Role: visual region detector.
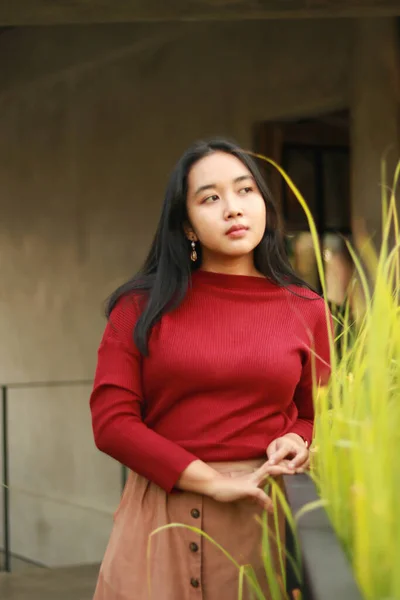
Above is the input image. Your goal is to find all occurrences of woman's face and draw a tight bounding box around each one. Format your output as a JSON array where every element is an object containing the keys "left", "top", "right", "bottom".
[{"left": 186, "top": 152, "right": 266, "bottom": 263}]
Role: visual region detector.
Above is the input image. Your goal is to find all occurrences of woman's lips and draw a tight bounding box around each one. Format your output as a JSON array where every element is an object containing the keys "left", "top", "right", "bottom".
[{"left": 226, "top": 226, "right": 248, "bottom": 238}]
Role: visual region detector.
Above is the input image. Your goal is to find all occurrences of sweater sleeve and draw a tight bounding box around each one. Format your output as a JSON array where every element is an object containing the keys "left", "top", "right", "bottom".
[
  {"left": 288, "top": 301, "right": 333, "bottom": 446},
  {"left": 89, "top": 295, "right": 198, "bottom": 492}
]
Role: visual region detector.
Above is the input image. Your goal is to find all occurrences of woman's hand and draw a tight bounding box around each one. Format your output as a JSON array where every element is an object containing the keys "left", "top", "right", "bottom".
[
  {"left": 266, "top": 433, "right": 309, "bottom": 473},
  {"left": 205, "top": 461, "right": 295, "bottom": 512}
]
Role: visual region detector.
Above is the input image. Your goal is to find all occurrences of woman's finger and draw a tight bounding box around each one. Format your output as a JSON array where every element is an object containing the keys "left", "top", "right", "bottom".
[
  {"left": 267, "top": 442, "right": 293, "bottom": 465},
  {"left": 295, "top": 457, "right": 310, "bottom": 473},
  {"left": 264, "top": 463, "right": 296, "bottom": 476},
  {"left": 251, "top": 487, "right": 273, "bottom": 512},
  {"left": 288, "top": 447, "right": 309, "bottom": 469},
  {"left": 253, "top": 461, "right": 292, "bottom": 483},
  {"left": 253, "top": 460, "right": 274, "bottom": 479},
  {"left": 266, "top": 439, "right": 277, "bottom": 457}
]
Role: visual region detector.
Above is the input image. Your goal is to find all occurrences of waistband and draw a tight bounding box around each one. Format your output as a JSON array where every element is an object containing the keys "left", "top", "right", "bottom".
[{"left": 206, "top": 459, "right": 265, "bottom": 475}]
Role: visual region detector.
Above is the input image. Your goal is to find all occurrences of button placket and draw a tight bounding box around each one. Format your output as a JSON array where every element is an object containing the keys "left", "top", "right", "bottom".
[{"left": 189, "top": 496, "right": 203, "bottom": 595}]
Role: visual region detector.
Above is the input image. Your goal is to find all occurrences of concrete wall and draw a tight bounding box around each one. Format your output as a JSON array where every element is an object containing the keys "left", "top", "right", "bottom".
[
  {"left": 351, "top": 18, "right": 400, "bottom": 247},
  {"left": 0, "top": 21, "right": 352, "bottom": 566}
]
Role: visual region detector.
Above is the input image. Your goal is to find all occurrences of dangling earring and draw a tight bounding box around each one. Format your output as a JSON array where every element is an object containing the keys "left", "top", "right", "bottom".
[{"left": 190, "top": 240, "right": 197, "bottom": 262}]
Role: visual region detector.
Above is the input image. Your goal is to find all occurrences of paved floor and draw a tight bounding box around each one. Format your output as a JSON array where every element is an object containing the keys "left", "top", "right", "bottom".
[
  {"left": 0, "top": 564, "right": 99, "bottom": 600},
  {"left": 0, "top": 552, "right": 45, "bottom": 573}
]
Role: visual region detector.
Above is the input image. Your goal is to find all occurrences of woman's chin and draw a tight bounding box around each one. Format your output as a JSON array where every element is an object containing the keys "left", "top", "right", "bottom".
[{"left": 221, "top": 241, "right": 257, "bottom": 257}]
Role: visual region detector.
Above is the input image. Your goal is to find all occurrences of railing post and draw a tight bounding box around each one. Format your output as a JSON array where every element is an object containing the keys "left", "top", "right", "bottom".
[{"left": 1, "top": 385, "right": 11, "bottom": 572}]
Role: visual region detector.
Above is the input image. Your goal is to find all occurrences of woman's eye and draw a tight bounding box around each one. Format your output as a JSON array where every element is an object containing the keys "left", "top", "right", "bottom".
[
  {"left": 239, "top": 187, "right": 253, "bottom": 195},
  {"left": 203, "top": 194, "right": 219, "bottom": 203}
]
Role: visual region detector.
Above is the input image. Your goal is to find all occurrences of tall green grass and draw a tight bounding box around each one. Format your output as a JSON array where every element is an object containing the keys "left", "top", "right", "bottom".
[
  {"left": 257, "top": 154, "right": 400, "bottom": 599},
  {"left": 311, "top": 170, "right": 400, "bottom": 599}
]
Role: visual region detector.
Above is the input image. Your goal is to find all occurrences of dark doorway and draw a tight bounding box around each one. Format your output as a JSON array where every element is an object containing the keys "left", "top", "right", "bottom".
[{"left": 254, "top": 111, "right": 352, "bottom": 298}]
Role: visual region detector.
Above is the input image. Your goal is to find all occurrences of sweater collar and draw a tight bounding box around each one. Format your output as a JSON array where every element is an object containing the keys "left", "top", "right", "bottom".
[{"left": 191, "top": 268, "right": 280, "bottom": 291}]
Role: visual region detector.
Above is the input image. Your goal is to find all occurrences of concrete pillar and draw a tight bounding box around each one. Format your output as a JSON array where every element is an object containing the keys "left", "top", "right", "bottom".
[{"left": 351, "top": 18, "right": 400, "bottom": 250}]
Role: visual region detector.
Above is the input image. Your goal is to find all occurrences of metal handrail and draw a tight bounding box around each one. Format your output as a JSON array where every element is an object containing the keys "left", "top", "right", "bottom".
[
  {"left": 1, "top": 386, "right": 9, "bottom": 572},
  {"left": 1, "top": 379, "right": 93, "bottom": 572}
]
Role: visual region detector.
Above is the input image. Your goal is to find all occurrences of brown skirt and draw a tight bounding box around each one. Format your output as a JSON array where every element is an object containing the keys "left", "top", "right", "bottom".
[{"left": 93, "top": 460, "right": 285, "bottom": 600}]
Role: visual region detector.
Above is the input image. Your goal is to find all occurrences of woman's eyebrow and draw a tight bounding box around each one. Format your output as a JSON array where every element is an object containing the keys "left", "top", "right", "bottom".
[
  {"left": 194, "top": 175, "right": 254, "bottom": 196},
  {"left": 233, "top": 175, "right": 254, "bottom": 184},
  {"left": 194, "top": 183, "right": 217, "bottom": 196}
]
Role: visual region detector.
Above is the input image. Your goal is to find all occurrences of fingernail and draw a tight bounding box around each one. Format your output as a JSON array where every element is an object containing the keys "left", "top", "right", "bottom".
[
  {"left": 269, "top": 459, "right": 275, "bottom": 465},
  {"left": 289, "top": 463, "right": 295, "bottom": 470}
]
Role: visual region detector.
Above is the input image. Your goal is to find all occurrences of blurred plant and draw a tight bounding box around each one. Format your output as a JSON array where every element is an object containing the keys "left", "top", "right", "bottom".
[
  {"left": 311, "top": 163, "right": 400, "bottom": 599},
  {"left": 256, "top": 153, "right": 400, "bottom": 599}
]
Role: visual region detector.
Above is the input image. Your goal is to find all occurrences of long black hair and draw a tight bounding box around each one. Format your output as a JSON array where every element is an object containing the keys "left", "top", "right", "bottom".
[{"left": 107, "top": 138, "right": 312, "bottom": 355}]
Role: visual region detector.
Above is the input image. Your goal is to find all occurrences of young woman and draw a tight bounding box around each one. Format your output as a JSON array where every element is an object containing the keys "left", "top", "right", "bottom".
[{"left": 90, "top": 139, "right": 331, "bottom": 600}]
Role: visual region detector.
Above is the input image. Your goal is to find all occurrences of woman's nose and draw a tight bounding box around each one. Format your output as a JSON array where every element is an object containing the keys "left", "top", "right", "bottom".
[{"left": 224, "top": 198, "right": 243, "bottom": 220}]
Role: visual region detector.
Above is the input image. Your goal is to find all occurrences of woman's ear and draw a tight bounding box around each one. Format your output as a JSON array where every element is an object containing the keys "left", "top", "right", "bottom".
[{"left": 183, "top": 223, "right": 198, "bottom": 242}]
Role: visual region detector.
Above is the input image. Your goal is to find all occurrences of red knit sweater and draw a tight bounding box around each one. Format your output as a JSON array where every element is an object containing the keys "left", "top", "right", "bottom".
[{"left": 90, "top": 270, "right": 331, "bottom": 492}]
